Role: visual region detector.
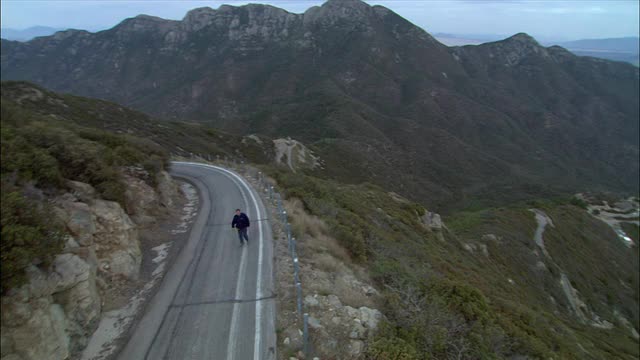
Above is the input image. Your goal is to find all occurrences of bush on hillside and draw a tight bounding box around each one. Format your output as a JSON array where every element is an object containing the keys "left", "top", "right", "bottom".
[
  {"left": 1, "top": 183, "right": 65, "bottom": 293},
  {"left": 1, "top": 126, "right": 63, "bottom": 188},
  {"left": 1, "top": 100, "right": 170, "bottom": 205},
  {"left": 569, "top": 196, "right": 588, "bottom": 209},
  {"left": 270, "top": 169, "right": 516, "bottom": 358},
  {"left": 0, "top": 96, "right": 170, "bottom": 293}
]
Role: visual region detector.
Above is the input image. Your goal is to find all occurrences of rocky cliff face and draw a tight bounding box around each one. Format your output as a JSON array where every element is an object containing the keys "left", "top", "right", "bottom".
[{"left": 1, "top": 170, "right": 178, "bottom": 360}]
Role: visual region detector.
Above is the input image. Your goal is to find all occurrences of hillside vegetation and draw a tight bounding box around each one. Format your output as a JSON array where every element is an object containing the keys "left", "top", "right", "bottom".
[
  {"left": 1, "top": 82, "right": 636, "bottom": 359},
  {"left": 0, "top": 90, "right": 172, "bottom": 292},
  {"left": 0, "top": 81, "right": 274, "bottom": 164},
  {"left": 270, "top": 169, "right": 639, "bottom": 359}
]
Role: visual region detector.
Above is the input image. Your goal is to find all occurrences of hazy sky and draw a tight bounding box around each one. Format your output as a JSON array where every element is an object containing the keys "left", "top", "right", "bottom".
[{"left": 1, "top": 0, "right": 639, "bottom": 41}]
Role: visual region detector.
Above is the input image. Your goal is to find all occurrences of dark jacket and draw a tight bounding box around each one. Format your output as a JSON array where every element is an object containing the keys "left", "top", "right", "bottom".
[{"left": 232, "top": 213, "right": 250, "bottom": 229}]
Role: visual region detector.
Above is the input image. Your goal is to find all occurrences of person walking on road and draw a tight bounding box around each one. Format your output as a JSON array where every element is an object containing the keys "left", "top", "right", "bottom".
[{"left": 232, "top": 209, "right": 250, "bottom": 246}]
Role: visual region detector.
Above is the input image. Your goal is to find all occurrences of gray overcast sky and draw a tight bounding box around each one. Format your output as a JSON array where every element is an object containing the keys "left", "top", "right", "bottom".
[{"left": 1, "top": 0, "right": 639, "bottom": 41}]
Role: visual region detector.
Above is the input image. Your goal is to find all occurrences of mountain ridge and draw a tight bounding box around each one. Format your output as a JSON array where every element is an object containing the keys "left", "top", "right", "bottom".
[{"left": 1, "top": 0, "right": 638, "bottom": 211}]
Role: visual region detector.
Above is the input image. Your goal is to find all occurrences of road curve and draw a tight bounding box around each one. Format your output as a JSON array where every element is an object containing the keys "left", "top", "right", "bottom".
[{"left": 118, "top": 162, "right": 276, "bottom": 360}]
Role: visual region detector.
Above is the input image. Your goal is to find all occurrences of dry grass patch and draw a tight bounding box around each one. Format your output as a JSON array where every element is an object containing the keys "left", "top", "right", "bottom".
[
  {"left": 282, "top": 197, "right": 378, "bottom": 308},
  {"left": 284, "top": 198, "right": 350, "bottom": 263}
]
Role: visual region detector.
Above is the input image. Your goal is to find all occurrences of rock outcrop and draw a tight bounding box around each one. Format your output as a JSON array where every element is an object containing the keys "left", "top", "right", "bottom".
[
  {"left": 421, "top": 211, "right": 445, "bottom": 241},
  {"left": 92, "top": 199, "right": 140, "bottom": 279},
  {"left": 1, "top": 254, "right": 100, "bottom": 360},
  {"left": 1, "top": 170, "right": 178, "bottom": 360},
  {"left": 294, "top": 293, "right": 384, "bottom": 358},
  {"left": 273, "top": 138, "right": 321, "bottom": 172}
]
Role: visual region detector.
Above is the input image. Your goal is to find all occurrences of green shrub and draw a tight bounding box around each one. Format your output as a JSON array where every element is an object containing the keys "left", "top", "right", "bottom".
[
  {"left": 366, "top": 322, "right": 419, "bottom": 359},
  {"left": 429, "top": 278, "right": 491, "bottom": 323},
  {"left": 142, "top": 154, "right": 167, "bottom": 183},
  {"left": 1, "top": 186, "right": 65, "bottom": 293},
  {"left": 446, "top": 210, "right": 485, "bottom": 233},
  {"left": 569, "top": 196, "right": 588, "bottom": 209},
  {"left": 0, "top": 126, "right": 63, "bottom": 187},
  {"left": 1, "top": 99, "right": 170, "bottom": 207},
  {"left": 331, "top": 221, "right": 366, "bottom": 261}
]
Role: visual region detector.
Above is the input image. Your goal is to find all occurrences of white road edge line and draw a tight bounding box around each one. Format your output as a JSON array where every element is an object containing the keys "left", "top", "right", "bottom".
[{"left": 174, "top": 162, "right": 265, "bottom": 360}]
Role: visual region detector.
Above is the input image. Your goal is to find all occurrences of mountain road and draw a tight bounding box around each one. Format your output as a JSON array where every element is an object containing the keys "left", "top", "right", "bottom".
[{"left": 118, "top": 162, "right": 276, "bottom": 360}]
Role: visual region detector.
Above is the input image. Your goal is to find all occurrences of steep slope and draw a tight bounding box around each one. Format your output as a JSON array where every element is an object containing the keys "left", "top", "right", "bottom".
[
  {"left": 271, "top": 169, "right": 639, "bottom": 359},
  {"left": 1, "top": 0, "right": 638, "bottom": 210},
  {"left": 0, "top": 81, "right": 275, "bottom": 164},
  {"left": 1, "top": 86, "right": 184, "bottom": 359}
]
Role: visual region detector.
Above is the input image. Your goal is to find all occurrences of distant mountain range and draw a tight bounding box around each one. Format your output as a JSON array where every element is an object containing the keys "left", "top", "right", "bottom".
[
  {"left": 0, "top": 26, "right": 64, "bottom": 41},
  {"left": 550, "top": 37, "right": 639, "bottom": 66},
  {"left": 1, "top": 0, "right": 638, "bottom": 211},
  {"left": 434, "top": 33, "right": 639, "bottom": 66},
  {"left": 3, "top": 24, "right": 636, "bottom": 65}
]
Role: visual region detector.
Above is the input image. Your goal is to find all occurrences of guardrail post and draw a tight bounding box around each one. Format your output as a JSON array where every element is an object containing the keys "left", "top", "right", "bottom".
[
  {"left": 293, "top": 256, "right": 300, "bottom": 284},
  {"left": 291, "top": 237, "right": 296, "bottom": 258},
  {"left": 289, "top": 236, "right": 294, "bottom": 254},
  {"left": 296, "top": 281, "right": 303, "bottom": 316},
  {"left": 303, "top": 313, "right": 310, "bottom": 358}
]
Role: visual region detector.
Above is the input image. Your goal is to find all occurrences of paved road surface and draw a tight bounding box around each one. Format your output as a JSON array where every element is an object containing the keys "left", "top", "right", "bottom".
[{"left": 118, "top": 162, "right": 276, "bottom": 360}]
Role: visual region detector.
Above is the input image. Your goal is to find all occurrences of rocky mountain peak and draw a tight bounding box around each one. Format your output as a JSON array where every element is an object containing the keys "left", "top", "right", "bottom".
[
  {"left": 50, "top": 29, "right": 90, "bottom": 41},
  {"left": 181, "top": 6, "right": 218, "bottom": 32},
  {"left": 123, "top": 14, "right": 169, "bottom": 26},
  {"left": 181, "top": 3, "right": 297, "bottom": 34},
  {"left": 504, "top": 32, "right": 540, "bottom": 46},
  {"left": 304, "top": 0, "right": 373, "bottom": 26},
  {"left": 324, "top": 0, "right": 369, "bottom": 8},
  {"left": 117, "top": 14, "right": 173, "bottom": 33},
  {"left": 477, "top": 32, "right": 550, "bottom": 65},
  {"left": 321, "top": 0, "right": 372, "bottom": 15},
  {"left": 183, "top": 6, "right": 216, "bottom": 21}
]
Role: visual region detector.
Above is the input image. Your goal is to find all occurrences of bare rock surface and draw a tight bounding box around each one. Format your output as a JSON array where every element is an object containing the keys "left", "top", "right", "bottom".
[
  {"left": 1, "top": 172, "right": 182, "bottom": 360},
  {"left": 1, "top": 254, "right": 100, "bottom": 360},
  {"left": 273, "top": 138, "right": 321, "bottom": 172},
  {"left": 92, "top": 199, "right": 140, "bottom": 280}
]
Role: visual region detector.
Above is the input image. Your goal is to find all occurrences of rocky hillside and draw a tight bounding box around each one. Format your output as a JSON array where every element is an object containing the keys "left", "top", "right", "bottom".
[
  {"left": 269, "top": 169, "right": 639, "bottom": 359},
  {"left": 0, "top": 65, "right": 636, "bottom": 360},
  {"left": 0, "top": 88, "right": 180, "bottom": 359},
  {"left": 1, "top": 0, "right": 638, "bottom": 210}
]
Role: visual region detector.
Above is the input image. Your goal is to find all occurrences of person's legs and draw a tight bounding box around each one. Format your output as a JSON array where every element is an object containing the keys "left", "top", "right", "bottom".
[
  {"left": 240, "top": 227, "right": 249, "bottom": 243},
  {"left": 237, "top": 229, "right": 244, "bottom": 245}
]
